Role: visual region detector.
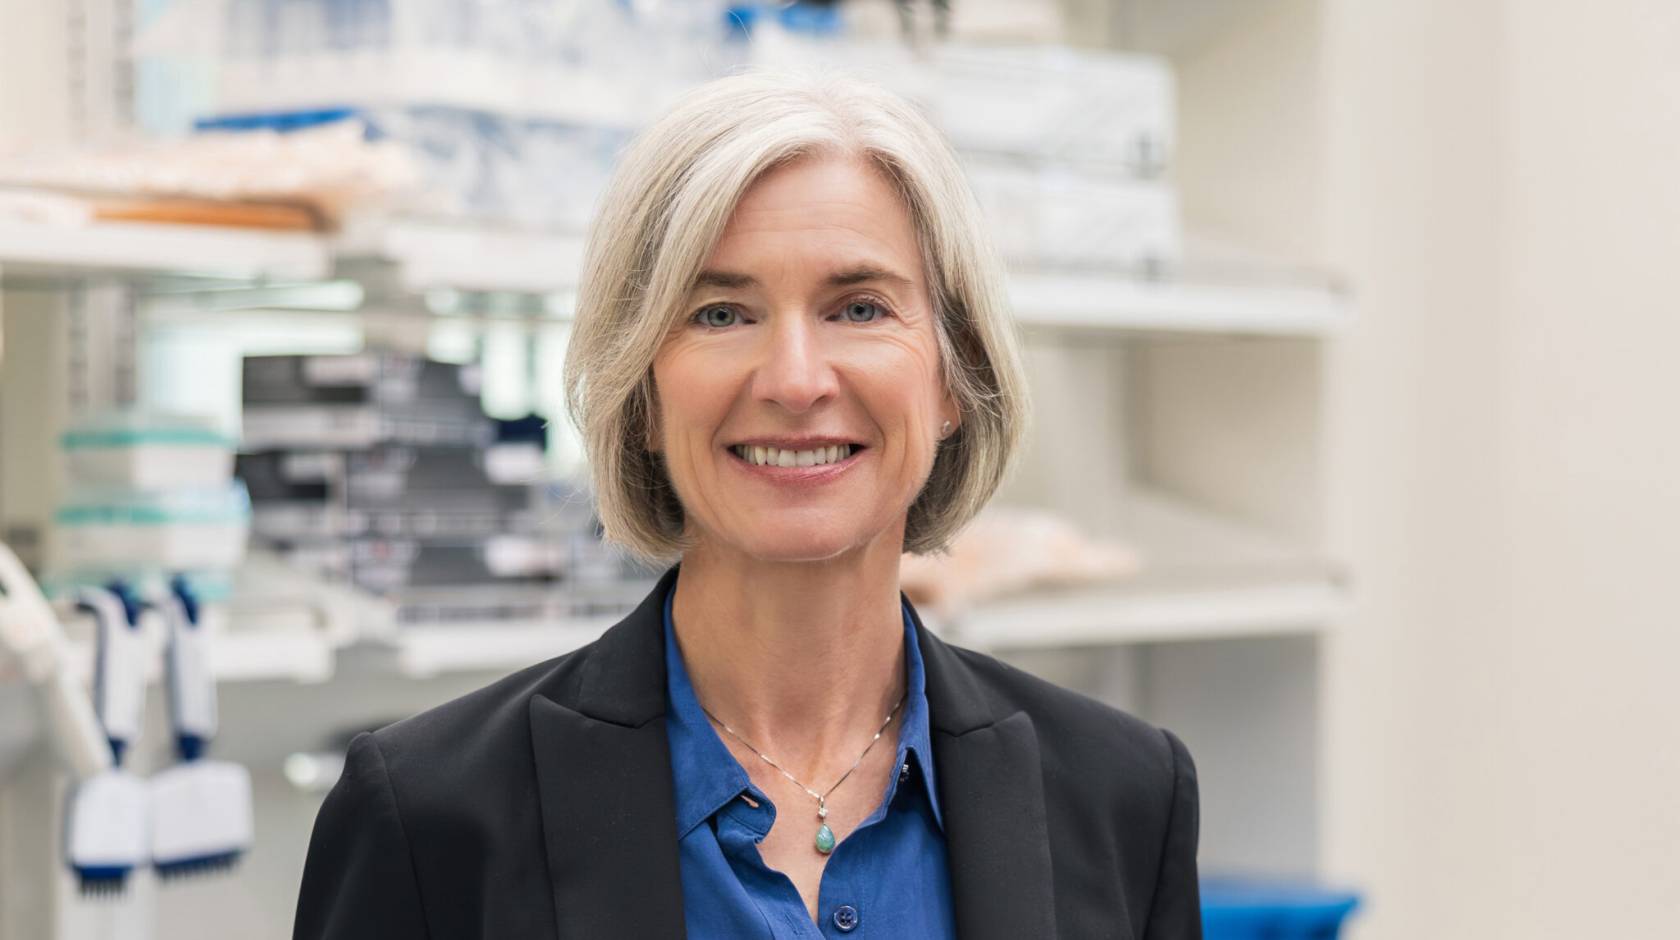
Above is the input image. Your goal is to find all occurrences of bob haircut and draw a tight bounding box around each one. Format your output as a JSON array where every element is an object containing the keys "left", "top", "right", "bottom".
[{"left": 563, "top": 68, "right": 1030, "bottom": 566}]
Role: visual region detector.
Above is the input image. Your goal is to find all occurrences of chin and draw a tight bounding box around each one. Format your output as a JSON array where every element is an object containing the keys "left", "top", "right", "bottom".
[
  {"left": 741, "top": 533, "right": 862, "bottom": 564},
  {"left": 704, "top": 522, "right": 874, "bottom": 565}
]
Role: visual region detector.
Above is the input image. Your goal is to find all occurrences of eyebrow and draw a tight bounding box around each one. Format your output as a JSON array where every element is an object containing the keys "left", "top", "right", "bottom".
[{"left": 690, "top": 265, "right": 916, "bottom": 292}]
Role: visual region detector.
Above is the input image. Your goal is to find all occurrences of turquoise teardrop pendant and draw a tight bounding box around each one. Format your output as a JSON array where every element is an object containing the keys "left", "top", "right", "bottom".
[{"left": 814, "top": 799, "right": 835, "bottom": 854}]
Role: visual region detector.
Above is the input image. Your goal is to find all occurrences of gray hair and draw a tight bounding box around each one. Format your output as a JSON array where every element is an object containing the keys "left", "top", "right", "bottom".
[{"left": 562, "top": 68, "right": 1030, "bottom": 566}]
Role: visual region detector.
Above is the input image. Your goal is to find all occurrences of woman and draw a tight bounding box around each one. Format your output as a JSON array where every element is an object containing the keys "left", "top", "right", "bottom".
[{"left": 295, "top": 70, "right": 1202, "bottom": 940}]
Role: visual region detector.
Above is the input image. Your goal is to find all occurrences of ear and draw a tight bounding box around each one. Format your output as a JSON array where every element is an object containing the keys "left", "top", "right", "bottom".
[{"left": 938, "top": 389, "right": 960, "bottom": 439}]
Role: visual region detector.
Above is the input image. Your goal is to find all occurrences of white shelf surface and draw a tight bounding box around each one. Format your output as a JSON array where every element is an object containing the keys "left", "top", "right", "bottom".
[
  {"left": 938, "top": 578, "right": 1344, "bottom": 650},
  {"left": 0, "top": 219, "right": 330, "bottom": 282},
  {"left": 934, "top": 487, "right": 1347, "bottom": 650},
  {"left": 356, "top": 220, "right": 588, "bottom": 295},
  {"left": 1009, "top": 271, "right": 1349, "bottom": 336},
  {"left": 206, "top": 627, "right": 336, "bottom": 683},
  {"left": 387, "top": 615, "right": 621, "bottom": 679}
]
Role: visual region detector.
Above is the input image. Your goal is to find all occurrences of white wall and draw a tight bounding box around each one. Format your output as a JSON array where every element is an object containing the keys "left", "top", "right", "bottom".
[
  {"left": 1496, "top": 1, "right": 1680, "bottom": 932},
  {"left": 1175, "top": 0, "right": 1680, "bottom": 936},
  {"left": 1220, "top": 0, "right": 1680, "bottom": 936},
  {"left": 1317, "top": 1, "right": 1512, "bottom": 935}
]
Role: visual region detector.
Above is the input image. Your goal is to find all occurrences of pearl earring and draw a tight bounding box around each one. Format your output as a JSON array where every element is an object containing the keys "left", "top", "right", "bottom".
[{"left": 941, "top": 420, "right": 952, "bottom": 438}]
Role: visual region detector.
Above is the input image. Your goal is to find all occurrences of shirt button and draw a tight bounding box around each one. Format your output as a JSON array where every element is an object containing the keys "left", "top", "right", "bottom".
[
  {"left": 899, "top": 761, "right": 910, "bottom": 783},
  {"left": 831, "top": 904, "right": 859, "bottom": 932}
]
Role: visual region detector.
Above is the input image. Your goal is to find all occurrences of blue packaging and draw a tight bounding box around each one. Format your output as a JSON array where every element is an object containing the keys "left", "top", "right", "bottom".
[{"left": 1201, "top": 877, "right": 1362, "bottom": 940}]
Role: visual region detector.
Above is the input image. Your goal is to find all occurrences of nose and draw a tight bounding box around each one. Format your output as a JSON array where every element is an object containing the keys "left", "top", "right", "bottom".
[{"left": 751, "top": 312, "right": 839, "bottom": 414}]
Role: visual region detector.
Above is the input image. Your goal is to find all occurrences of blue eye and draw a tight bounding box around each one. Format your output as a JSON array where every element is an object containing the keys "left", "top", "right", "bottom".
[
  {"left": 693, "top": 305, "right": 739, "bottom": 328},
  {"left": 839, "top": 299, "right": 887, "bottom": 323}
]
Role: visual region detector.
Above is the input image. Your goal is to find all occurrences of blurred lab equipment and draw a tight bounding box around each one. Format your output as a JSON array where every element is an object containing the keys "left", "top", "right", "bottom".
[
  {"left": 148, "top": 577, "right": 254, "bottom": 880},
  {"left": 62, "top": 585, "right": 150, "bottom": 896},
  {"left": 51, "top": 411, "right": 252, "bottom": 600},
  {"left": 0, "top": 543, "right": 111, "bottom": 780},
  {"left": 238, "top": 349, "right": 646, "bottom": 627}
]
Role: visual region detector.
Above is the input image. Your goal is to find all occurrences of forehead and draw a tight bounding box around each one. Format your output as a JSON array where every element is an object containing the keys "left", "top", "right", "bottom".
[{"left": 702, "top": 154, "right": 922, "bottom": 277}]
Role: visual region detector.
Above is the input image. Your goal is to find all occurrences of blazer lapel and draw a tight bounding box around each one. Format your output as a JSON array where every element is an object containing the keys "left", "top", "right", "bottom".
[
  {"left": 525, "top": 566, "right": 1059, "bottom": 939},
  {"left": 529, "top": 565, "right": 687, "bottom": 938},
  {"left": 911, "top": 600, "right": 1060, "bottom": 939}
]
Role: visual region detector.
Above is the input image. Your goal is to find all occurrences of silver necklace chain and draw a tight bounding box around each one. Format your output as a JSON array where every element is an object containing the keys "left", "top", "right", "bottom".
[{"left": 700, "top": 695, "right": 905, "bottom": 820}]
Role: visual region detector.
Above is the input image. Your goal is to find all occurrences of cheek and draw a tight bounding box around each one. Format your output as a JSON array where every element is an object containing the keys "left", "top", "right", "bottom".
[
  {"left": 856, "top": 334, "right": 943, "bottom": 411},
  {"left": 652, "top": 349, "right": 734, "bottom": 455},
  {"left": 839, "top": 335, "right": 946, "bottom": 464}
]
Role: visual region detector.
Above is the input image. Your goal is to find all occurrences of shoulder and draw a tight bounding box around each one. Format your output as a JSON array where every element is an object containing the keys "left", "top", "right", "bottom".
[
  {"left": 358, "top": 641, "right": 594, "bottom": 802},
  {"left": 301, "top": 645, "right": 602, "bottom": 938},
  {"left": 936, "top": 638, "right": 1195, "bottom": 815}
]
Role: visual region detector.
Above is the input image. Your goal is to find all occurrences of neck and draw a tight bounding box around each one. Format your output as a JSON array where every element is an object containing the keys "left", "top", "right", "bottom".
[{"left": 670, "top": 535, "right": 909, "bottom": 783}]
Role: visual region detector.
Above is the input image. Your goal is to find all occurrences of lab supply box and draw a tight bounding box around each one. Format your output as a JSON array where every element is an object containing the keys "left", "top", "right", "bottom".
[
  {"left": 53, "top": 484, "right": 252, "bottom": 573},
  {"left": 962, "top": 158, "right": 1182, "bottom": 272},
  {"left": 238, "top": 447, "right": 540, "bottom": 542},
  {"left": 60, "top": 413, "right": 237, "bottom": 490},
  {"left": 930, "top": 45, "right": 1175, "bottom": 175},
  {"left": 242, "top": 352, "right": 491, "bottom": 449}
]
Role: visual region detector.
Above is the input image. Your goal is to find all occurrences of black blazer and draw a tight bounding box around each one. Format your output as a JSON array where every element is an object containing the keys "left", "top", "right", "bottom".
[{"left": 294, "top": 564, "right": 1203, "bottom": 939}]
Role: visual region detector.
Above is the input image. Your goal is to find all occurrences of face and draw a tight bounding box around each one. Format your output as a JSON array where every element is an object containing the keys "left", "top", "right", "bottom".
[{"left": 648, "top": 154, "right": 959, "bottom": 564}]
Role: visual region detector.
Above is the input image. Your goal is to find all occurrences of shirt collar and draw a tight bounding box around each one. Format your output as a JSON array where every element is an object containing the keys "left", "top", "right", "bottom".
[{"left": 662, "top": 578, "right": 944, "bottom": 838}]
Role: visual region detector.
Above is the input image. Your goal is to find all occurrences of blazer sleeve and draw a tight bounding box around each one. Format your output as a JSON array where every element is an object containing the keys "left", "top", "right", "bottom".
[
  {"left": 1144, "top": 728, "right": 1204, "bottom": 939},
  {"left": 293, "top": 733, "right": 431, "bottom": 940}
]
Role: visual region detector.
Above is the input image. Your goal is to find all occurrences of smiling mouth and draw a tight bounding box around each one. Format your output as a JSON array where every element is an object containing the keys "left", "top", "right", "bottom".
[{"left": 728, "top": 443, "right": 863, "bottom": 468}]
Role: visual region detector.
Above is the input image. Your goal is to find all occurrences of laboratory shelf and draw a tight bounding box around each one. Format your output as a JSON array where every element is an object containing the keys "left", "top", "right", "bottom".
[
  {"left": 384, "top": 615, "right": 622, "bottom": 679},
  {"left": 1008, "top": 271, "right": 1350, "bottom": 336},
  {"left": 340, "top": 220, "right": 588, "bottom": 296},
  {"left": 0, "top": 218, "right": 330, "bottom": 284},
  {"left": 935, "top": 487, "right": 1347, "bottom": 651},
  {"left": 206, "top": 627, "right": 336, "bottom": 684},
  {"left": 940, "top": 577, "right": 1342, "bottom": 650}
]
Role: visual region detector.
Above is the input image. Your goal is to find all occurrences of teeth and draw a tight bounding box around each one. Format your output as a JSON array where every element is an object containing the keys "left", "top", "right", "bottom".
[{"left": 733, "top": 444, "right": 854, "bottom": 467}]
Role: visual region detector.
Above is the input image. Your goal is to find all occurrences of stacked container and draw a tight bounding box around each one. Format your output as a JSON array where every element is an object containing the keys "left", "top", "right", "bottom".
[
  {"left": 238, "top": 350, "right": 644, "bottom": 624},
  {"left": 52, "top": 412, "right": 250, "bottom": 595},
  {"left": 746, "top": 29, "right": 1183, "bottom": 276},
  {"left": 934, "top": 44, "right": 1181, "bottom": 275}
]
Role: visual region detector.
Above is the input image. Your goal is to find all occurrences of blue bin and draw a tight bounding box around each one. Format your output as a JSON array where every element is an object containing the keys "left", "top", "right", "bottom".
[{"left": 1201, "top": 877, "right": 1361, "bottom": 940}]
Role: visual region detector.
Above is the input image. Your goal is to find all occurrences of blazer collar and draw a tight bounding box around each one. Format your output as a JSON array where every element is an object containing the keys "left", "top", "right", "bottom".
[{"left": 529, "top": 563, "right": 1057, "bottom": 938}]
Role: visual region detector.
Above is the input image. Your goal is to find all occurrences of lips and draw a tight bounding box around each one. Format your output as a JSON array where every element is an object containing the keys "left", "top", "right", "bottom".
[
  {"left": 727, "top": 438, "right": 866, "bottom": 449},
  {"left": 729, "top": 442, "right": 863, "bottom": 468}
]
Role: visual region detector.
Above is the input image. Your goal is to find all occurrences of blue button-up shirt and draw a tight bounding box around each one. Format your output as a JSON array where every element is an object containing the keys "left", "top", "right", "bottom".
[{"left": 662, "top": 582, "right": 957, "bottom": 938}]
